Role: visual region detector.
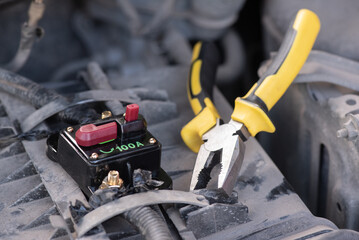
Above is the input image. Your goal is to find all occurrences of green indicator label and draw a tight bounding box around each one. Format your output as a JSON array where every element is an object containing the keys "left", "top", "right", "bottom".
[
  {"left": 99, "top": 148, "right": 114, "bottom": 154},
  {"left": 99, "top": 141, "right": 145, "bottom": 155},
  {"left": 99, "top": 139, "right": 115, "bottom": 145},
  {"left": 121, "top": 145, "right": 128, "bottom": 151}
]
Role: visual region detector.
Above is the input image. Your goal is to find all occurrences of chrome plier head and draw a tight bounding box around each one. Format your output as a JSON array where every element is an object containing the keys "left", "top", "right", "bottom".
[{"left": 190, "top": 119, "right": 247, "bottom": 195}]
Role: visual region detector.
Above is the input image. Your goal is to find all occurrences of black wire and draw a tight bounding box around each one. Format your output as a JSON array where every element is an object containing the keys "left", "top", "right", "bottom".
[{"left": 0, "top": 129, "right": 58, "bottom": 148}]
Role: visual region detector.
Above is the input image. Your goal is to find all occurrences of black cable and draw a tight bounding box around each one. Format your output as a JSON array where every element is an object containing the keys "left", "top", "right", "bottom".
[
  {"left": 0, "top": 129, "right": 57, "bottom": 148},
  {"left": 0, "top": 68, "right": 99, "bottom": 147},
  {"left": 0, "top": 68, "right": 63, "bottom": 109},
  {"left": 0, "top": 68, "right": 99, "bottom": 125},
  {"left": 122, "top": 207, "right": 172, "bottom": 240}
]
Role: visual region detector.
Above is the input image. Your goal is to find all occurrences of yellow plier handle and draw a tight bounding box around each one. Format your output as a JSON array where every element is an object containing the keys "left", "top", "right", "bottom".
[
  {"left": 181, "top": 42, "right": 221, "bottom": 153},
  {"left": 182, "top": 9, "right": 320, "bottom": 153},
  {"left": 232, "top": 9, "right": 320, "bottom": 136},
  {"left": 187, "top": 42, "right": 220, "bottom": 117}
]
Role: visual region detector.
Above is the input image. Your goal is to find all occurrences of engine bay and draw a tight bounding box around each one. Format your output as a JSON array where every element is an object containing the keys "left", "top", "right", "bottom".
[{"left": 0, "top": 0, "right": 359, "bottom": 239}]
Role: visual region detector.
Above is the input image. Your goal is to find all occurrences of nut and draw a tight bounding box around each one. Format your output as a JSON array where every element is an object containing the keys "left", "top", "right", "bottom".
[
  {"left": 66, "top": 126, "right": 73, "bottom": 133},
  {"left": 101, "top": 111, "right": 112, "bottom": 119},
  {"left": 90, "top": 152, "right": 98, "bottom": 160},
  {"left": 149, "top": 138, "right": 156, "bottom": 144}
]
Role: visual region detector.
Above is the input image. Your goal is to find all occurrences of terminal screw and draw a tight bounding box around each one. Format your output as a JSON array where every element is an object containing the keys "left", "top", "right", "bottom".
[
  {"left": 108, "top": 170, "right": 122, "bottom": 186},
  {"left": 101, "top": 111, "right": 112, "bottom": 119},
  {"left": 99, "top": 170, "right": 124, "bottom": 189},
  {"left": 149, "top": 138, "right": 156, "bottom": 144},
  {"left": 90, "top": 152, "right": 98, "bottom": 160},
  {"left": 66, "top": 126, "right": 73, "bottom": 133}
]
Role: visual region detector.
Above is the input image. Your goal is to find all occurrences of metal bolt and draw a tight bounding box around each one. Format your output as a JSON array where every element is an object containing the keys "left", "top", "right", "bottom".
[
  {"left": 337, "top": 114, "right": 359, "bottom": 141},
  {"left": 108, "top": 170, "right": 121, "bottom": 186},
  {"left": 99, "top": 170, "right": 124, "bottom": 189},
  {"left": 90, "top": 152, "right": 98, "bottom": 160},
  {"left": 101, "top": 111, "right": 112, "bottom": 119},
  {"left": 67, "top": 126, "right": 73, "bottom": 133},
  {"left": 149, "top": 138, "right": 156, "bottom": 144}
]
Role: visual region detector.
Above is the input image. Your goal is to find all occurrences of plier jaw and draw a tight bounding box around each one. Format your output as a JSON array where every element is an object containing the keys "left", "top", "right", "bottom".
[{"left": 190, "top": 120, "right": 247, "bottom": 195}]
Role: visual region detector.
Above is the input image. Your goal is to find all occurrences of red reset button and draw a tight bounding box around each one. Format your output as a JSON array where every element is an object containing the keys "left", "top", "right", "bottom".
[
  {"left": 75, "top": 122, "right": 117, "bottom": 147},
  {"left": 125, "top": 104, "right": 139, "bottom": 122}
]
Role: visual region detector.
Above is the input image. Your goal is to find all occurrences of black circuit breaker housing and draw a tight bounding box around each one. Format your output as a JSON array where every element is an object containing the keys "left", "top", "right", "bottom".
[{"left": 47, "top": 114, "right": 171, "bottom": 196}]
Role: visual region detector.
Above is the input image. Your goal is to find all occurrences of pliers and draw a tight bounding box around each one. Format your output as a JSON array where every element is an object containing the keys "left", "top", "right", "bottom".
[{"left": 181, "top": 9, "right": 320, "bottom": 194}]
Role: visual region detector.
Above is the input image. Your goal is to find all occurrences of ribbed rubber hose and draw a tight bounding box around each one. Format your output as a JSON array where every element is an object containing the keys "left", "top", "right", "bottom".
[{"left": 123, "top": 207, "right": 172, "bottom": 240}]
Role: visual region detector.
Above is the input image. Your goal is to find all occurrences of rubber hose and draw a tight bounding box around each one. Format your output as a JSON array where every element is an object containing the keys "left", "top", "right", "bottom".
[
  {"left": 0, "top": 68, "right": 98, "bottom": 124},
  {"left": 123, "top": 207, "right": 172, "bottom": 240},
  {"left": 0, "top": 67, "right": 63, "bottom": 109}
]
